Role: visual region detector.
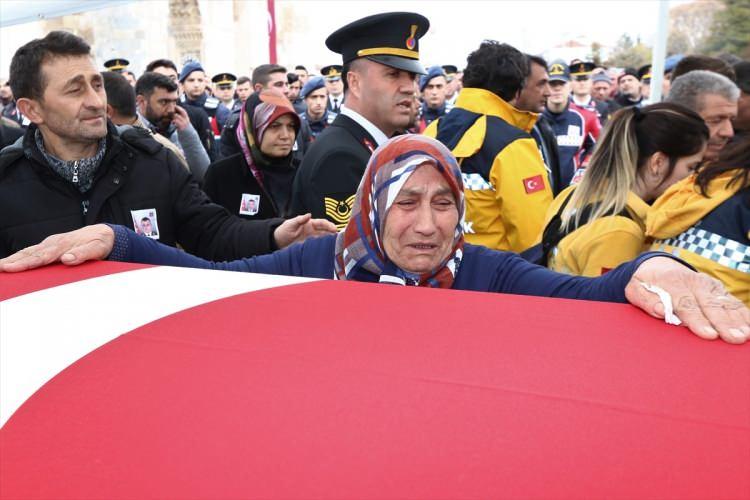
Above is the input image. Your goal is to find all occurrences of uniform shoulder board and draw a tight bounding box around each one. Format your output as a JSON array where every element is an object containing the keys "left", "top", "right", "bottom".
[
  {"left": 204, "top": 96, "right": 219, "bottom": 109},
  {"left": 119, "top": 127, "right": 164, "bottom": 155}
]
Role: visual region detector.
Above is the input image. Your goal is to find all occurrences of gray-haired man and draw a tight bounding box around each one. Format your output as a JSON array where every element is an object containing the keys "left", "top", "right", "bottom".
[{"left": 667, "top": 70, "right": 740, "bottom": 161}]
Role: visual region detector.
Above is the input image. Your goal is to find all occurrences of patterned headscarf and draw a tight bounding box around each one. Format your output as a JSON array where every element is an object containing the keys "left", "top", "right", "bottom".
[
  {"left": 334, "top": 135, "right": 465, "bottom": 288},
  {"left": 236, "top": 89, "right": 300, "bottom": 186}
]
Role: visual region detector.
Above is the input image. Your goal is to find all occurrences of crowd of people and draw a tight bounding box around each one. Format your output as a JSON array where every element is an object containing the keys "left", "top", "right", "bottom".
[{"left": 0, "top": 11, "right": 748, "bottom": 343}]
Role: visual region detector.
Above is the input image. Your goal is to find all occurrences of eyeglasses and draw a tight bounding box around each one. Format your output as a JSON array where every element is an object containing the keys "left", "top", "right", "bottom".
[{"left": 573, "top": 75, "right": 590, "bottom": 82}]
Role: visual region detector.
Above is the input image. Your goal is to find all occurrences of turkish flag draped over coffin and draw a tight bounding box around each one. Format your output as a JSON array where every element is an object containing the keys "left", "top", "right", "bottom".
[{"left": 1, "top": 262, "right": 748, "bottom": 499}]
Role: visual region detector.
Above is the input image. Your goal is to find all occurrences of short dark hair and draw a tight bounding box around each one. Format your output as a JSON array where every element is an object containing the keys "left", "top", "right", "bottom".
[
  {"left": 237, "top": 76, "right": 251, "bottom": 86},
  {"left": 9, "top": 30, "right": 91, "bottom": 100},
  {"left": 252, "top": 64, "right": 287, "bottom": 87},
  {"left": 462, "top": 40, "right": 529, "bottom": 101},
  {"left": 145, "top": 58, "right": 178, "bottom": 74},
  {"left": 342, "top": 59, "right": 366, "bottom": 94},
  {"left": 672, "top": 55, "right": 737, "bottom": 82},
  {"left": 102, "top": 71, "right": 136, "bottom": 118},
  {"left": 135, "top": 72, "right": 178, "bottom": 98},
  {"left": 295, "top": 65, "right": 307, "bottom": 72},
  {"left": 526, "top": 54, "right": 548, "bottom": 70},
  {"left": 287, "top": 72, "right": 300, "bottom": 84}
]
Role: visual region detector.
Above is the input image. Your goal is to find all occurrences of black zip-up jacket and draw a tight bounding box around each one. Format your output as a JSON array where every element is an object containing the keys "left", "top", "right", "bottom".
[{"left": 0, "top": 122, "right": 282, "bottom": 259}]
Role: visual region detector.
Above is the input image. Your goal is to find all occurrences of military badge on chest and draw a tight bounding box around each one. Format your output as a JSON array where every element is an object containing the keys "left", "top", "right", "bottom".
[{"left": 324, "top": 195, "right": 356, "bottom": 229}]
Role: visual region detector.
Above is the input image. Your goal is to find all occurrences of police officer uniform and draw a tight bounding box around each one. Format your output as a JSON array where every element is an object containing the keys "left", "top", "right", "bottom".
[
  {"left": 299, "top": 76, "right": 337, "bottom": 139},
  {"left": 178, "top": 61, "right": 226, "bottom": 159},
  {"left": 638, "top": 64, "right": 653, "bottom": 103},
  {"left": 543, "top": 61, "right": 598, "bottom": 187},
  {"left": 321, "top": 65, "right": 345, "bottom": 113},
  {"left": 442, "top": 64, "right": 459, "bottom": 113},
  {"left": 418, "top": 65, "right": 448, "bottom": 132},
  {"left": 290, "top": 12, "right": 429, "bottom": 228},
  {"left": 569, "top": 60, "right": 609, "bottom": 124},
  {"left": 103, "top": 58, "right": 130, "bottom": 73},
  {"left": 212, "top": 72, "right": 242, "bottom": 113}
]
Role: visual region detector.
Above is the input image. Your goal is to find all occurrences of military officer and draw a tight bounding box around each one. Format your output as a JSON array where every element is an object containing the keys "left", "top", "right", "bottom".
[
  {"left": 179, "top": 61, "right": 229, "bottom": 157},
  {"left": 290, "top": 12, "right": 429, "bottom": 228},
  {"left": 321, "top": 64, "right": 345, "bottom": 113},
  {"left": 212, "top": 72, "right": 241, "bottom": 112},
  {"left": 638, "top": 64, "right": 653, "bottom": 102},
  {"left": 568, "top": 60, "right": 609, "bottom": 123},
  {"left": 442, "top": 64, "right": 460, "bottom": 112},
  {"left": 103, "top": 58, "right": 129, "bottom": 73},
  {"left": 299, "top": 76, "right": 336, "bottom": 139}
]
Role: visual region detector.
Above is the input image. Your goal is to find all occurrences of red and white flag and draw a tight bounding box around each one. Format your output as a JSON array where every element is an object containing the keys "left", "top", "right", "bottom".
[{"left": 1, "top": 262, "right": 748, "bottom": 497}]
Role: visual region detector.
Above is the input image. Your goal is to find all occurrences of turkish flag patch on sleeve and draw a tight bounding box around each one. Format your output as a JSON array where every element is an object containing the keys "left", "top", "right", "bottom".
[{"left": 522, "top": 174, "right": 545, "bottom": 194}]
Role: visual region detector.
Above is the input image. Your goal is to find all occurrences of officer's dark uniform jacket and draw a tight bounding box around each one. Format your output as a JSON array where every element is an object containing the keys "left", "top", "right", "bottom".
[
  {"left": 300, "top": 109, "right": 337, "bottom": 138},
  {"left": 543, "top": 104, "right": 597, "bottom": 187},
  {"left": 182, "top": 93, "right": 230, "bottom": 131},
  {"left": 290, "top": 112, "right": 378, "bottom": 229},
  {"left": 0, "top": 123, "right": 282, "bottom": 259}
]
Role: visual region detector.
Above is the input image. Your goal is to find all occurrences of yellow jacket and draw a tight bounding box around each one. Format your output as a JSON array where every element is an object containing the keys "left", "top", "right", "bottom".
[
  {"left": 647, "top": 171, "right": 750, "bottom": 305},
  {"left": 542, "top": 185, "right": 649, "bottom": 277},
  {"left": 425, "top": 88, "right": 552, "bottom": 252}
]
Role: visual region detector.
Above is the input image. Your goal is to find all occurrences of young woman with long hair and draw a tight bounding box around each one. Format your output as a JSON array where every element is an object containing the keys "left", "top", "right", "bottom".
[
  {"left": 540, "top": 102, "right": 709, "bottom": 277},
  {"left": 647, "top": 140, "right": 749, "bottom": 305}
]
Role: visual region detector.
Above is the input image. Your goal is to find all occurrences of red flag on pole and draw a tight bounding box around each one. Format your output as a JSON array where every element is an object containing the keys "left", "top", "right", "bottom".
[{"left": 267, "top": 0, "right": 277, "bottom": 64}]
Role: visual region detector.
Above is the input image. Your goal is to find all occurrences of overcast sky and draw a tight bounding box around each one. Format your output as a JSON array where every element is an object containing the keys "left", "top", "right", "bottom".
[{"left": 1, "top": 0, "right": 686, "bottom": 77}]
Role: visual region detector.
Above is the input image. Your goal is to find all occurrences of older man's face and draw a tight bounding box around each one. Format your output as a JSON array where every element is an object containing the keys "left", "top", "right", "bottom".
[
  {"left": 619, "top": 75, "right": 640, "bottom": 98},
  {"left": 698, "top": 93, "right": 738, "bottom": 161},
  {"left": 592, "top": 81, "right": 610, "bottom": 101},
  {"left": 29, "top": 55, "right": 108, "bottom": 143},
  {"left": 382, "top": 164, "right": 458, "bottom": 274}
]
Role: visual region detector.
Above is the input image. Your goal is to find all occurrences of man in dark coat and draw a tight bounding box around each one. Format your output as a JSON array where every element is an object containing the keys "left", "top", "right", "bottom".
[
  {"left": 0, "top": 31, "right": 335, "bottom": 258},
  {"left": 290, "top": 12, "right": 429, "bottom": 229}
]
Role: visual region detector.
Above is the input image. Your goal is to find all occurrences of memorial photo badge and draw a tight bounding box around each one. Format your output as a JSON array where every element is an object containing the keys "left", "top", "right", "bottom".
[
  {"left": 131, "top": 209, "right": 160, "bottom": 239},
  {"left": 239, "top": 194, "right": 260, "bottom": 216}
]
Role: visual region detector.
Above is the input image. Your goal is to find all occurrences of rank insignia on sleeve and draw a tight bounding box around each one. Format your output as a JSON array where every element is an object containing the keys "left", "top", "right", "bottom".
[{"left": 324, "top": 195, "right": 356, "bottom": 229}]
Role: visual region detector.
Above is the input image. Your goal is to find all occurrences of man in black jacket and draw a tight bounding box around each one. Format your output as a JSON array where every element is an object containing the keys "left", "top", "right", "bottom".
[
  {"left": 290, "top": 12, "right": 429, "bottom": 229},
  {"left": 0, "top": 31, "right": 335, "bottom": 259}
]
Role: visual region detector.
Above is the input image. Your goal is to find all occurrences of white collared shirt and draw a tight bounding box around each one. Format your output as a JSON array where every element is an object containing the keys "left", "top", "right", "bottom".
[
  {"left": 329, "top": 93, "right": 344, "bottom": 110},
  {"left": 339, "top": 105, "right": 388, "bottom": 147}
]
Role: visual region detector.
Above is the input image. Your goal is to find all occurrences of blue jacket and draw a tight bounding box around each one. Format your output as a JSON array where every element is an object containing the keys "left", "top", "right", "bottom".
[{"left": 109, "top": 227, "right": 661, "bottom": 303}]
